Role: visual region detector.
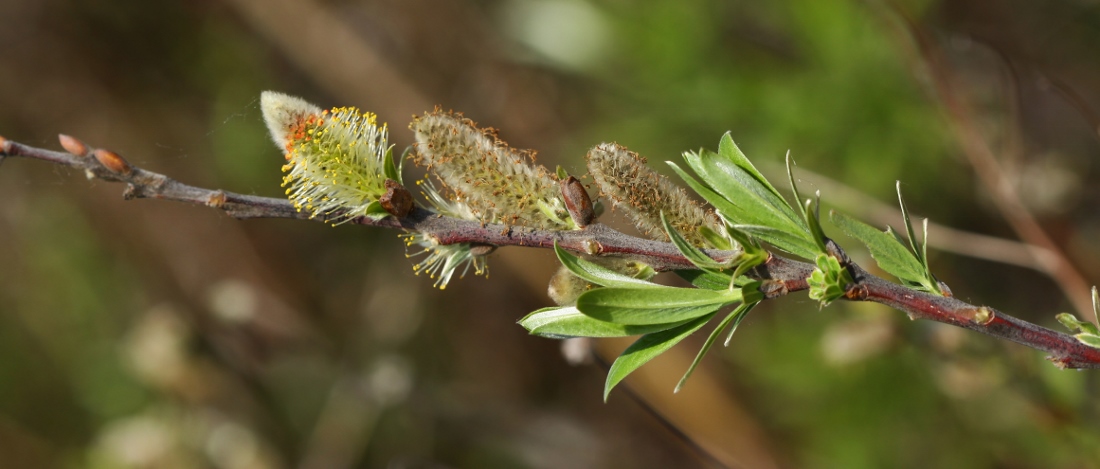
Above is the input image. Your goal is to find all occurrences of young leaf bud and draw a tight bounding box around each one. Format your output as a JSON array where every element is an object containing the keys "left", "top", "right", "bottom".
[
  {"left": 93, "top": 148, "right": 132, "bottom": 175},
  {"left": 58, "top": 134, "right": 89, "bottom": 156},
  {"left": 586, "top": 143, "right": 718, "bottom": 245},
  {"left": 410, "top": 111, "right": 570, "bottom": 229},
  {"left": 560, "top": 175, "right": 595, "bottom": 227}
]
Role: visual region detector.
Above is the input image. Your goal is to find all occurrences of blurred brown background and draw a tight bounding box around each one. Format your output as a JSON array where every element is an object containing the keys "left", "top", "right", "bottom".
[{"left": 2, "top": 0, "right": 1100, "bottom": 467}]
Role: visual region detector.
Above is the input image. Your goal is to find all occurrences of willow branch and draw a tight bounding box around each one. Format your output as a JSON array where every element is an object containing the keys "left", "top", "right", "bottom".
[
  {"left": 887, "top": 5, "right": 1095, "bottom": 319},
  {"left": 2, "top": 135, "right": 1098, "bottom": 369}
]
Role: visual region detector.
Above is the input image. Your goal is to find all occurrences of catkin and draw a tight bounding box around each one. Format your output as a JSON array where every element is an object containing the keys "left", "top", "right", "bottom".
[
  {"left": 410, "top": 111, "right": 568, "bottom": 229},
  {"left": 587, "top": 142, "right": 717, "bottom": 245}
]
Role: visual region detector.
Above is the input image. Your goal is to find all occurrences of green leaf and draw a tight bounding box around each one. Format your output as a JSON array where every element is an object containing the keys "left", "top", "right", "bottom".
[
  {"left": 1093, "top": 286, "right": 1100, "bottom": 324},
  {"left": 1076, "top": 333, "right": 1100, "bottom": 348},
  {"left": 688, "top": 148, "right": 805, "bottom": 233},
  {"left": 675, "top": 302, "right": 755, "bottom": 393},
  {"left": 897, "top": 182, "right": 924, "bottom": 267},
  {"left": 718, "top": 132, "right": 787, "bottom": 204},
  {"left": 576, "top": 286, "right": 740, "bottom": 325},
  {"left": 363, "top": 200, "right": 391, "bottom": 220},
  {"left": 668, "top": 161, "right": 744, "bottom": 222},
  {"left": 604, "top": 313, "right": 714, "bottom": 401},
  {"left": 385, "top": 145, "right": 409, "bottom": 186},
  {"left": 724, "top": 301, "right": 757, "bottom": 346},
  {"left": 670, "top": 134, "right": 823, "bottom": 260},
  {"left": 519, "top": 306, "right": 689, "bottom": 338},
  {"left": 830, "top": 210, "right": 926, "bottom": 286},
  {"left": 1057, "top": 312, "right": 1100, "bottom": 336},
  {"left": 554, "top": 242, "right": 656, "bottom": 289},
  {"left": 786, "top": 152, "right": 806, "bottom": 220},
  {"left": 699, "top": 225, "right": 731, "bottom": 250},
  {"left": 674, "top": 269, "right": 734, "bottom": 291},
  {"left": 661, "top": 211, "right": 727, "bottom": 272},
  {"left": 804, "top": 195, "right": 828, "bottom": 253},
  {"left": 730, "top": 224, "right": 820, "bottom": 260}
]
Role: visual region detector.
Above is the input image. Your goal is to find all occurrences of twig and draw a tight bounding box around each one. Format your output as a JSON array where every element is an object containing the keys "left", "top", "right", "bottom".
[
  {"left": 761, "top": 161, "right": 1056, "bottom": 270},
  {"left": 888, "top": 5, "right": 1095, "bottom": 318},
  {"left": 2, "top": 135, "right": 1099, "bottom": 369}
]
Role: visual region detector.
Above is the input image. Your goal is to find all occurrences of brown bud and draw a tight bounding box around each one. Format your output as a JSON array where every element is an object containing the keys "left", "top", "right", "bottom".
[
  {"left": 0, "top": 135, "right": 9, "bottom": 154},
  {"left": 58, "top": 134, "right": 88, "bottom": 156},
  {"left": 93, "top": 148, "right": 132, "bottom": 175},
  {"left": 206, "top": 190, "right": 227, "bottom": 208},
  {"left": 469, "top": 243, "right": 497, "bottom": 257},
  {"left": 560, "top": 176, "right": 595, "bottom": 227},
  {"left": 379, "top": 179, "right": 413, "bottom": 218}
]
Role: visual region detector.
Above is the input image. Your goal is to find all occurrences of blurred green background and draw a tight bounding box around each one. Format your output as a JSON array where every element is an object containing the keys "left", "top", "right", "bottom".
[{"left": 1, "top": 0, "right": 1099, "bottom": 467}]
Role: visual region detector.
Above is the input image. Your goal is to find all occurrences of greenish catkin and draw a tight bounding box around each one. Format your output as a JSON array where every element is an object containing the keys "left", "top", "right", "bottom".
[
  {"left": 410, "top": 111, "right": 569, "bottom": 229},
  {"left": 587, "top": 142, "right": 717, "bottom": 245}
]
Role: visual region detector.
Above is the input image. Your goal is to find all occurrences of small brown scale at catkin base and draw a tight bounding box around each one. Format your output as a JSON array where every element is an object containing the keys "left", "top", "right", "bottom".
[
  {"left": 380, "top": 179, "right": 414, "bottom": 218},
  {"left": 560, "top": 175, "right": 595, "bottom": 227}
]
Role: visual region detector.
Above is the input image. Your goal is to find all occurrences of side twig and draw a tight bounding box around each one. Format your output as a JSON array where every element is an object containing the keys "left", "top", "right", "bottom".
[{"left": 2, "top": 135, "right": 1098, "bottom": 369}]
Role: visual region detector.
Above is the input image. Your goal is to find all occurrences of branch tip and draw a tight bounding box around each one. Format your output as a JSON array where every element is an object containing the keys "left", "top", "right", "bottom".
[
  {"left": 0, "top": 135, "right": 9, "bottom": 154},
  {"left": 58, "top": 134, "right": 89, "bottom": 156},
  {"left": 93, "top": 148, "right": 132, "bottom": 175}
]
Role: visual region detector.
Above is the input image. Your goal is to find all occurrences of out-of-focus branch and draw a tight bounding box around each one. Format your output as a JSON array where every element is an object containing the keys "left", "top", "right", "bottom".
[{"left": 3, "top": 134, "right": 1099, "bottom": 370}]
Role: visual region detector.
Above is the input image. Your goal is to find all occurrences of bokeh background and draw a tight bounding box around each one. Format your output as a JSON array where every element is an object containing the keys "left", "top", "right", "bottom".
[{"left": 1, "top": 0, "right": 1099, "bottom": 467}]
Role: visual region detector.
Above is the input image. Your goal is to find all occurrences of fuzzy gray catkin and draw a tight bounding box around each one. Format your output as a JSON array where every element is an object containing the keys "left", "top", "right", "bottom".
[
  {"left": 410, "top": 111, "right": 570, "bottom": 229},
  {"left": 586, "top": 142, "right": 717, "bottom": 245}
]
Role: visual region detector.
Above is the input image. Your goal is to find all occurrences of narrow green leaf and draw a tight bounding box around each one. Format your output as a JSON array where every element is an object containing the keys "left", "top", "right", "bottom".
[
  {"left": 661, "top": 211, "right": 726, "bottom": 271},
  {"left": 387, "top": 145, "right": 410, "bottom": 186},
  {"left": 921, "top": 217, "right": 931, "bottom": 275},
  {"left": 554, "top": 242, "right": 656, "bottom": 289},
  {"left": 699, "top": 225, "right": 732, "bottom": 250},
  {"left": 1093, "top": 286, "right": 1100, "bottom": 325},
  {"left": 675, "top": 302, "right": 753, "bottom": 393},
  {"left": 668, "top": 161, "right": 745, "bottom": 223},
  {"left": 695, "top": 148, "right": 805, "bottom": 232},
  {"left": 731, "top": 224, "right": 820, "bottom": 260},
  {"left": 519, "top": 306, "right": 689, "bottom": 338},
  {"left": 786, "top": 151, "right": 806, "bottom": 220},
  {"left": 897, "top": 182, "right": 923, "bottom": 266},
  {"left": 1057, "top": 312, "right": 1100, "bottom": 336},
  {"left": 1076, "top": 333, "right": 1100, "bottom": 348},
  {"left": 718, "top": 132, "right": 786, "bottom": 203},
  {"left": 724, "top": 224, "right": 764, "bottom": 256},
  {"left": 383, "top": 146, "right": 399, "bottom": 183},
  {"left": 604, "top": 313, "right": 714, "bottom": 401},
  {"left": 363, "top": 200, "right": 391, "bottom": 220},
  {"left": 805, "top": 195, "right": 828, "bottom": 253},
  {"left": 724, "top": 301, "right": 757, "bottom": 346},
  {"left": 830, "top": 210, "right": 926, "bottom": 286},
  {"left": 674, "top": 269, "right": 734, "bottom": 291},
  {"left": 577, "top": 286, "right": 741, "bottom": 325}
]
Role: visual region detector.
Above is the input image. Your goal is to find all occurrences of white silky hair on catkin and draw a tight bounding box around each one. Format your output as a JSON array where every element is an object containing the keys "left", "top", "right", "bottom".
[{"left": 260, "top": 91, "right": 322, "bottom": 150}]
